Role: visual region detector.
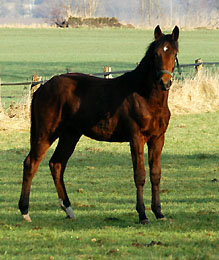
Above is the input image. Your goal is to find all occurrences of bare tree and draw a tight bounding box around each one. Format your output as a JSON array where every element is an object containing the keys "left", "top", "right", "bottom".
[
  {"left": 139, "top": 0, "right": 146, "bottom": 24},
  {"left": 139, "top": 0, "right": 161, "bottom": 26},
  {"left": 0, "top": 0, "right": 9, "bottom": 17},
  {"left": 37, "top": 0, "right": 71, "bottom": 24},
  {"left": 0, "top": 0, "right": 218, "bottom": 28},
  {"left": 87, "top": 0, "right": 100, "bottom": 17},
  {"left": 66, "top": 0, "right": 72, "bottom": 17},
  {"left": 73, "top": 0, "right": 100, "bottom": 17}
]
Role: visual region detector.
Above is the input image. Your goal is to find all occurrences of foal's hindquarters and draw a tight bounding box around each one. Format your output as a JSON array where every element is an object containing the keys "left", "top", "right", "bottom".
[{"left": 18, "top": 79, "right": 80, "bottom": 222}]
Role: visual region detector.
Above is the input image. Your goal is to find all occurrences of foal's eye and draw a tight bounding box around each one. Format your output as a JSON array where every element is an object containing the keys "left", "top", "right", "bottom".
[{"left": 163, "top": 46, "right": 168, "bottom": 52}]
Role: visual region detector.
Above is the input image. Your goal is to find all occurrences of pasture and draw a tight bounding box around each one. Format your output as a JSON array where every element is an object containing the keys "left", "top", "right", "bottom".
[
  {"left": 0, "top": 28, "right": 219, "bottom": 83},
  {"left": 0, "top": 28, "right": 219, "bottom": 111},
  {"left": 0, "top": 112, "right": 219, "bottom": 259},
  {"left": 0, "top": 28, "right": 219, "bottom": 259}
]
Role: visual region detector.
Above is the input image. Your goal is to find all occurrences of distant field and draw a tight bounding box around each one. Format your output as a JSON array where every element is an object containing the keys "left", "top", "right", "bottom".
[
  {"left": 0, "top": 27, "right": 219, "bottom": 110},
  {"left": 0, "top": 28, "right": 219, "bottom": 83}
]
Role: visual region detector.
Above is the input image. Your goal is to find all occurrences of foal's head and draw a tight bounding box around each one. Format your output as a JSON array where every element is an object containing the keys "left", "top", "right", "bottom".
[{"left": 153, "top": 25, "right": 179, "bottom": 91}]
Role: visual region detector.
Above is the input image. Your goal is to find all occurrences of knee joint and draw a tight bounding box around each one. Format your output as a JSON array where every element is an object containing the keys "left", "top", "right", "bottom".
[
  {"left": 49, "top": 161, "right": 62, "bottom": 182},
  {"left": 134, "top": 170, "right": 146, "bottom": 187},
  {"left": 23, "top": 156, "right": 31, "bottom": 170},
  {"left": 150, "top": 169, "right": 161, "bottom": 185},
  {"left": 49, "top": 161, "right": 61, "bottom": 171}
]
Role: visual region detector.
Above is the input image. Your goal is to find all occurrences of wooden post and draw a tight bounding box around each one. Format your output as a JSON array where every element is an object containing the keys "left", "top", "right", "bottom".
[
  {"left": 104, "top": 66, "right": 113, "bottom": 79},
  {"left": 27, "top": 75, "right": 42, "bottom": 111},
  {"left": 30, "top": 75, "right": 42, "bottom": 98},
  {"left": 0, "top": 78, "right": 3, "bottom": 114},
  {"left": 195, "top": 58, "right": 203, "bottom": 76}
]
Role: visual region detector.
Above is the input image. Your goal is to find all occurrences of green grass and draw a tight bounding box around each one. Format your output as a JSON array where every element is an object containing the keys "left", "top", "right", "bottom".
[
  {"left": 0, "top": 28, "right": 148, "bottom": 83},
  {"left": 0, "top": 28, "right": 219, "bottom": 258},
  {"left": 0, "top": 28, "right": 219, "bottom": 82},
  {"left": 0, "top": 28, "right": 219, "bottom": 109},
  {"left": 1, "top": 27, "right": 219, "bottom": 109},
  {"left": 0, "top": 112, "right": 218, "bottom": 259}
]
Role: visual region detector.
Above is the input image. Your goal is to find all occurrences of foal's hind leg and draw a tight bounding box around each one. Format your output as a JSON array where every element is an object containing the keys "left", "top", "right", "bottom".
[
  {"left": 19, "top": 139, "right": 51, "bottom": 222},
  {"left": 49, "top": 133, "right": 81, "bottom": 219}
]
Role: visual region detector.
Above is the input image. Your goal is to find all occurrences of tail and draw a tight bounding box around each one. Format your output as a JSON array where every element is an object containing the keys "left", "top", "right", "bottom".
[
  {"left": 29, "top": 78, "right": 63, "bottom": 146},
  {"left": 30, "top": 90, "right": 37, "bottom": 147},
  {"left": 30, "top": 80, "right": 46, "bottom": 146}
]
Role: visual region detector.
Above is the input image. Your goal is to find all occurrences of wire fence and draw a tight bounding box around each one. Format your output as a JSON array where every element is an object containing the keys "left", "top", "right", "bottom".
[
  {"left": 1, "top": 60, "right": 219, "bottom": 86},
  {"left": 174, "top": 61, "right": 219, "bottom": 80},
  {"left": 0, "top": 60, "right": 219, "bottom": 112}
]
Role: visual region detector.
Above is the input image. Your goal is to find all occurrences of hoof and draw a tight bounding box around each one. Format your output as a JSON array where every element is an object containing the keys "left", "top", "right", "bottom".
[
  {"left": 59, "top": 200, "right": 76, "bottom": 220},
  {"left": 22, "top": 213, "right": 32, "bottom": 222},
  {"left": 140, "top": 218, "right": 150, "bottom": 225},
  {"left": 156, "top": 213, "right": 165, "bottom": 219},
  {"left": 65, "top": 206, "right": 76, "bottom": 220},
  {"left": 154, "top": 211, "right": 165, "bottom": 219},
  {"left": 66, "top": 215, "right": 76, "bottom": 220}
]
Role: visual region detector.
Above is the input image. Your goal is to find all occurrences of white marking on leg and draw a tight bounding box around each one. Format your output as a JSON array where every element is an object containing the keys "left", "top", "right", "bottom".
[
  {"left": 59, "top": 199, "right": 65, "bottom": 210},
  {"left": 22, "top": 213, "right": 32, "bottom": 222},
  {"left": 59, "top": 199, "right": 76, "bottom": 220},
  {"left": 66, "top": 206, "right": 76, "bottom": 220}
]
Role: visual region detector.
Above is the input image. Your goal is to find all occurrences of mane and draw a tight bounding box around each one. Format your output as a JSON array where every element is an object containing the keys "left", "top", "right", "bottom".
[{"left": 128, "top": 34, "right": 178, "bottom": 81}]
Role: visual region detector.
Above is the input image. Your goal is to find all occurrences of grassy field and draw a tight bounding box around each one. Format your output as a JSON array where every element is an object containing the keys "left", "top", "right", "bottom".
[
  {"left": 0, "top": 111, "right": 218, "bottom": 259},
  {"left": 0, "top": 28, "right": 219, "bottom": 83},
  {"left": 0, "top": 28, "right": 218, "bottom": 110},
  {"left": 0, "top": 27, "right": 219, "bottom": 259},
  {"left": 0, "top": 28, "right": 219, "bottom": 110}
]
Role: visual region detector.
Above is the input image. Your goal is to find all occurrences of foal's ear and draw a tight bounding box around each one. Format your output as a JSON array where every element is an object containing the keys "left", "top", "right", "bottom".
[
  {"left": 172, "top": 26, "right": 179, "bottom": 41},
  {"left": 154, "top": 25, "right": 163, "bottom": 41}
]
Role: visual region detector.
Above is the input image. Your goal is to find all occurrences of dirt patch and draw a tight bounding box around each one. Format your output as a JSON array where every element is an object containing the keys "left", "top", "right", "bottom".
[
  {"left": 0, "top": 112, "right": 29, "bottom": 132},
  {"left": 132, "top": 240, "right": 168, "bottom": 248}
]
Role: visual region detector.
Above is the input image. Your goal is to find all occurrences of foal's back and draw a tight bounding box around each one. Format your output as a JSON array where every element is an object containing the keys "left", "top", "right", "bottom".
[{"left": 34, "top": 71, "right": 169, "bottom": 144}]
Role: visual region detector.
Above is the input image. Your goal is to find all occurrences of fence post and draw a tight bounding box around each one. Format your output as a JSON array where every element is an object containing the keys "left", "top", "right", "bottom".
[
  {"left": 195, "top": 58, "right": 203, "bottom": 76},
  {"left": 104, "top": 66, "right": 113, "bottom": 79},
  {"left": 27, "top": 75, "right": 42, "bottom": 111},
  {"left": 0, "top": 78, "right": 3, "bottom": 114},
  {"left": 30, "top": 75, "right": 42, "bottom": 98}
]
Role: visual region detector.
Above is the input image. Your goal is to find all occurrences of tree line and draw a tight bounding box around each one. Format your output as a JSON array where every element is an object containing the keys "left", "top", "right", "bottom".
[{"left": 0, "top": 0, "right": 218, "bottom": 28}]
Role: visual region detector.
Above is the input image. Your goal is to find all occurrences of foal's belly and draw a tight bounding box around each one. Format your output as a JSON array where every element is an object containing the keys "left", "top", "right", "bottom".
[
  {"left": 83, "top": 116, "right": 129, "bottom": 142},
  {"left": 80, "top": 109, "right": 170, "bottom": 143}
]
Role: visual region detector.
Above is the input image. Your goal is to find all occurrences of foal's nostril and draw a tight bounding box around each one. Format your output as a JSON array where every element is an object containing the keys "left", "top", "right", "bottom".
[{"left": 160, "top": 79, "right": 172, "bottom": 91}]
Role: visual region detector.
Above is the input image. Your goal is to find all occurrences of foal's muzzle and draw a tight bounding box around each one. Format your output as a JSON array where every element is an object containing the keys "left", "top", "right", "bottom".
[
  {"left": 157, "top": 70, "right": 173, "bottom": 91},
  {"left": 160, "top": 79, "right": 172, "bottom": 91}
]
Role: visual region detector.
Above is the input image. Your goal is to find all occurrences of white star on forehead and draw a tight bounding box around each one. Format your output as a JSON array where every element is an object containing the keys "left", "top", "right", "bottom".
[{"left": 163, "top": 46, "right": 168, "bottom": 52}]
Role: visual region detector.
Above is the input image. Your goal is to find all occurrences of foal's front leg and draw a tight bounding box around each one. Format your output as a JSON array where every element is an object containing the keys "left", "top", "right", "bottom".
[
  {"left": 130, "top": 135, "right": 149, "bottom": 224},
  {"left": 147, "top": 135, "right": 165, "bottom": 219}
]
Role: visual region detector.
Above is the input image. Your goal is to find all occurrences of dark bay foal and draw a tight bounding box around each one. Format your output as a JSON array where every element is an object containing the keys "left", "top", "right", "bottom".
[{"left": 19, "top": 25, "right": 179, "bottom": 223}]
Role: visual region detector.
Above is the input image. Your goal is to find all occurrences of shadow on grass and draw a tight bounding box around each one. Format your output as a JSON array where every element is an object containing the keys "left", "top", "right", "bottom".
[
  {"left": 1, "top": 206, "right": 218, "bottom": 232},
  {"left": 0, "top": 145, "right": 218, "bottom": 231},
  {"left": 22, "top": 147, "right": 219, "bottom": 169}
]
